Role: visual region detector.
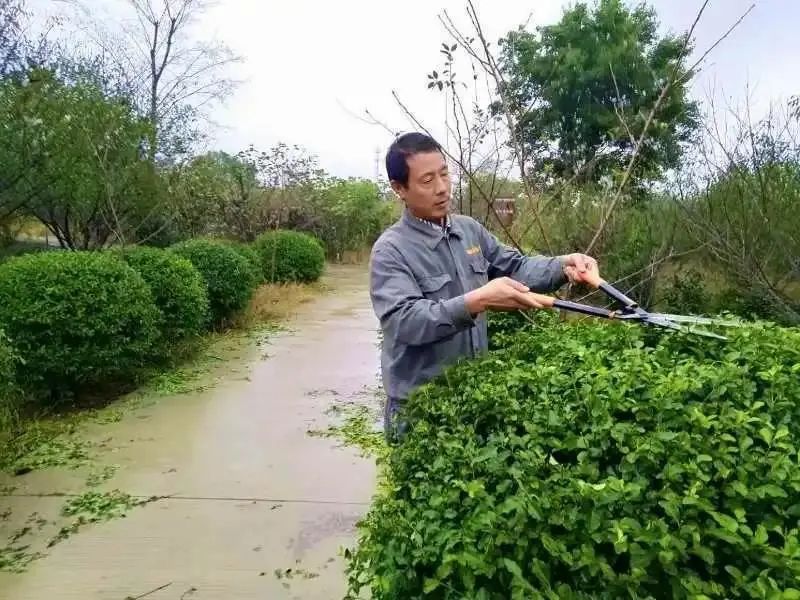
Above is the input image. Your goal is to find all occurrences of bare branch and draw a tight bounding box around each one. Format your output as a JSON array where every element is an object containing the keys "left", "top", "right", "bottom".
[{"left": 584, "top": 0, "right": 752, "bottom": 255}]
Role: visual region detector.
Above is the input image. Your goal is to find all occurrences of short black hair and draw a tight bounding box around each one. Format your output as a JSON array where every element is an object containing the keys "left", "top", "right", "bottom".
[{"left": 385, "top": 132, "right": 443, "bottom": 186}]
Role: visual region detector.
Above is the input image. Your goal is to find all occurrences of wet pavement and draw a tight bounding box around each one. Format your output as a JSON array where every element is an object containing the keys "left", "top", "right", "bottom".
[{"left": 0, "top": 264, "right": 381, "bottom": 599}]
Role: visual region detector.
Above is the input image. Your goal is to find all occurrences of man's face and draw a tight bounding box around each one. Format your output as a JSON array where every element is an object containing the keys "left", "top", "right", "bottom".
[{"left": 392, "top": 151, "right": 451, "bottom": 221}]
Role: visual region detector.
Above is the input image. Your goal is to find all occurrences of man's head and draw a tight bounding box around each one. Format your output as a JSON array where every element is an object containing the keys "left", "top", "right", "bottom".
[{"left": 385, "top": 132, "right": 451, "bottom": 221}]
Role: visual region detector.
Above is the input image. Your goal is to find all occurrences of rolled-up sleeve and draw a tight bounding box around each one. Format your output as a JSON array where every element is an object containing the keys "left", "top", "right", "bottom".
[
  {"left": 477, "top": 224, "right": 568, "bottom": 292},
  {"left": 370, "top": 244, "right": 474, "bottom": 346}
]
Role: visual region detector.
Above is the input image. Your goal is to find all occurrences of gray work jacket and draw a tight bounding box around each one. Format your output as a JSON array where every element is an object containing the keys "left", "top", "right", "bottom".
[{"left": 369, "top": 209, "right": 567, "bottom": 401}]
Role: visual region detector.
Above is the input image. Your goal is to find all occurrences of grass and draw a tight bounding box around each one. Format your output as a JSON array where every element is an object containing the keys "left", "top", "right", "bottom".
[{"left": 235, "top": 281, "right": 326, "bottom": 328}]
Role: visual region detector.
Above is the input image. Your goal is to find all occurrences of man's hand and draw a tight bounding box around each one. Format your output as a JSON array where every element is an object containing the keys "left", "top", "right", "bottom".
[
  {"left": 465, "top": 277, "right": 551, "bottom": 315},
  {"left": 561, "top": 253, "right": 600, "bottom": 286}
]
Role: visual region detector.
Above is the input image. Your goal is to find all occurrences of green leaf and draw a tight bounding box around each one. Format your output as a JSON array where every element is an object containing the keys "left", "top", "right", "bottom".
[
  {"left": 504, "top": 558, "right": 523, "bottom": 578},
  {"left": 754, "top": 525, "right": 769, "bottom": 545},
  {"left": 710, "top": 511, "right": 739, "bottom": 533},
  {"left": 423, "top": 577, "right": 440, "bottom": 593},
  {"left": 759, "top": 427, "right": 773, "bottom": 445}
]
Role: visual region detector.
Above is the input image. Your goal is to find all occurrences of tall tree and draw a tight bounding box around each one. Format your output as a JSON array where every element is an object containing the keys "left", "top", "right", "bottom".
[
  {"left": 0, "top": 67, "right": 155, "bottom": 249},
  {"left": 74, "top": 0, "right": 240, "bottom": 162},
  {"left": 0, "top": 0, "right": 25, "bottom": 77},
  {"left": 498, "top": 0, "right": 699, "bottom": 187}
]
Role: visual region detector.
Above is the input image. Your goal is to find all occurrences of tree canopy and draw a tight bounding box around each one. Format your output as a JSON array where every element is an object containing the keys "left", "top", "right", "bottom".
[{"left": 498, "top": 0, "right": 699, "bottom": 186}]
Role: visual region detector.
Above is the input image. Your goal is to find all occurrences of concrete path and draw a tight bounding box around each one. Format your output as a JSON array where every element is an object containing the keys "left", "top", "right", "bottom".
[{"left": 0, "top": 265, "right": 381, "bottom": 599}]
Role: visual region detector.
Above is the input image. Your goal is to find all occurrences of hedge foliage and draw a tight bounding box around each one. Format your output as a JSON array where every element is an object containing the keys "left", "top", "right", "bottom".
[
  {"left": 170, "top": 238, "right": 257, "bottom": 325},
  {"left": 0, "top": 329, "right": 19, "bottom": 430},
  {"left": 0, "top": 232, "right": 323, "bottom": 425},
  {"left": 0, "top": 252, "right": 160, "bottom": 395},
  {"left": 347, "top": 317, "right": 800, "bottom": 599},
  {"left": 254, "top": 229, "right": 325, "bottom": 283},
  {"left": 116, "top": 246, "right": 210, "bottom": 341},
  {"left": 217, "top": 239, "right": 263, "bottom": 284}
]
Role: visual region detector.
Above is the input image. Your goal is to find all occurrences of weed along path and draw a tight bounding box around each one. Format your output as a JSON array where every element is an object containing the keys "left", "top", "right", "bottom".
[{"left": 0, "top": 264, "right": 383, "bottom": 599}]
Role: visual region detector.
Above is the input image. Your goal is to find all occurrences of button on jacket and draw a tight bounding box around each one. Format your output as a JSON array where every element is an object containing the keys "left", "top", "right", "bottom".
[{"left": 369, "top": 209, "right": 567, "bottom": 401}]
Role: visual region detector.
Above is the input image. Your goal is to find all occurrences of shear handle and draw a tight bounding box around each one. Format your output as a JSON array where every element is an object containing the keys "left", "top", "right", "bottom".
[
  {"left": 573, "top": 268, "right": 639, "bottom": 311},
  {"left": 527, "top": 293, "right": 620, "bottom": 320}
]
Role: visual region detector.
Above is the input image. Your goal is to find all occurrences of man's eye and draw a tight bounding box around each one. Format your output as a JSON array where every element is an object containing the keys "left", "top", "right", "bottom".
[{"left": 422, "top": 177, "right": 433, "bottom": 184}]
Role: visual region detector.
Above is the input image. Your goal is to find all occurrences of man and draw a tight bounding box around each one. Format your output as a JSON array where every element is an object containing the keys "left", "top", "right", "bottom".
[{"left": 370, "top": 132, "right": 598, "bottom": 440}]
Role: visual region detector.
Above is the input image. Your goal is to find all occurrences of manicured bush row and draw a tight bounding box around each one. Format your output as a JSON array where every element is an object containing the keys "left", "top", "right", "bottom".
[{"left": 0, "top": 230, "right": 326, "bottom": 414}]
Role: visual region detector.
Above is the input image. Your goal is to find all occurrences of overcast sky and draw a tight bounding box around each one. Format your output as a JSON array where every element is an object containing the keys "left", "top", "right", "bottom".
[{"left": 32, "top": 0, "right": 800, "bottom": 179}]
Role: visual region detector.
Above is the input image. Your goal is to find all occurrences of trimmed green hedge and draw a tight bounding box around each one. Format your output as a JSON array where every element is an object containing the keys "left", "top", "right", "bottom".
[
  {"left": 253, "top": 230, "right": 325, "bottom": 283},
  {"left": 0, "top": 330, "right": 19, "bottom": 431},
  {"left": 116, "top": 246, "right": 210, "bottom": 342},
  {"left": 0, "top": 252, "right": 160, "bottom": 396},
  {"left": 217, "top": 240, "right": 263, "bottom": 284},
  {"left": 347, "top": 320, "right": 800, "bottom": 598},
  {"left": 170, "top": 239, "right": 257, "bottom": 325}
]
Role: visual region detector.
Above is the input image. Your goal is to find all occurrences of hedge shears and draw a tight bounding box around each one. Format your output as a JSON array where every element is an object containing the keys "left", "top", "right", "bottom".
[{"left": 529, "top": 269, "right": 741, "bottom": 340}]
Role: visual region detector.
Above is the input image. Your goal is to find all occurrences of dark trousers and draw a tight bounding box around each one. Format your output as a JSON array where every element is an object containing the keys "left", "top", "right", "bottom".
[{"left": 384, "top": 396, "right": 407, "bottom": 443}]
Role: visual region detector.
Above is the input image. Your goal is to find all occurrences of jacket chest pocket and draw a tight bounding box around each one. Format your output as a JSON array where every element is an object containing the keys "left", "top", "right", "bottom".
[
  {"left": 468, "top": 255, "right": 489, "bottom": 287},
  {"left": 418, "top": 273, "right": 452, "bottom": 300}
]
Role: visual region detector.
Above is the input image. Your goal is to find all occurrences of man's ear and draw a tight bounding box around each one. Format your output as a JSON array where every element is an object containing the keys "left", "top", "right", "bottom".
[{"left": 390, "top": 180, "right": 406, "bottom": 200}]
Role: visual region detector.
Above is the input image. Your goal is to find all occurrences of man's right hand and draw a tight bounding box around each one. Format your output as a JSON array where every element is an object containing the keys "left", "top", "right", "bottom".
[{"left": 465, "top": 277, "right": 551, "bottom": 315}]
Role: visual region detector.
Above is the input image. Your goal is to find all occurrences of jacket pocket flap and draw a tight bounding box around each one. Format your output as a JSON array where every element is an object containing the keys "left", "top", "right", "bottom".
[
  {"left": 419, "top": 273, "right": 451, "bottom": 293},
  {"left": 469, "top": 256, "right": 489, "bottom": 273}
]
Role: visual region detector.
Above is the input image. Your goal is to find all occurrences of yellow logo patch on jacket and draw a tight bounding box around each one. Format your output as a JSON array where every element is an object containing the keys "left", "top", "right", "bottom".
[{"left": 466, "top": 245, "right": 481, "bottom": 255}]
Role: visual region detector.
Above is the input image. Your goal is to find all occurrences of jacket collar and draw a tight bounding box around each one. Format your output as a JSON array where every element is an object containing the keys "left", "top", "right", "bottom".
[{"left": 400, "top": 209, "right": 462, "bottom": 249}]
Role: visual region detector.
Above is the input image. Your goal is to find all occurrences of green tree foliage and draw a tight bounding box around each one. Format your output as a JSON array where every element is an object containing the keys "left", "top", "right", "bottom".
[
  {"left": 678, "top": 106, "right": 800, "bottom": 325},
  {"left": 347, "top": 317, "right": 800, "bottom": 598},
  {"left": 169, "top": 151, "right": 260, "bottom": 240},
  {"left": 0, "top": 252, "right": 160, "bottom": 397},
  {"left": 170, "top": 239, "right": 257, "bottom": 326},
  {"left": 308, "top": 179, "right": 396, "bottom": 259},
  {"left": 499, "top": 0, "right": 699, "bottom": 186},
  {"left": 253, "top": 230, "right": 325, "bottom": 283},
  {"left": 0, "top": 67, "right": 156, "bottom": 249},
  {"left": 166, "top": 147, "right": 395, "bottom": 258},
  {"left": 115, "top": 246, "right": 210, "bottom": 343}
]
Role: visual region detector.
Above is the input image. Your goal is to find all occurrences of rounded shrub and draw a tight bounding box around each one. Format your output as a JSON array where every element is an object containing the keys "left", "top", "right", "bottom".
[
  {"left": 253, "top": 230, "right": 325, "bottom": 283},
  {"left": 116, "top": 246, "right": 210, "bottom": 341},
  {"left": 170, "top": 239, "right": 257, "bottom": 325},
  {"left": 217, "top": 240, "right": 263, "bottom": 284},
  {"left": 347, "top": 321, "right": 800, "bottom": 598},
  {"left": 0, "top": 252, "right": 160, "bottom": 395}
]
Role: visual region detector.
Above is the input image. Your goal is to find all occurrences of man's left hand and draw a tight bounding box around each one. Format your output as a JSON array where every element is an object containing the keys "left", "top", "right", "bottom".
[{"left": 561, "top": 253, "right": 599, "bottom": 286}]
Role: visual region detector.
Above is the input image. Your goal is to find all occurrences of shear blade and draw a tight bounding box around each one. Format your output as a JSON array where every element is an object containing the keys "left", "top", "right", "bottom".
[
  {"left": 646, "top": 316, "right": 728, "bottom": 340},
  {"left": 647, "top": 313, "right": 743, "bottom": 327}
]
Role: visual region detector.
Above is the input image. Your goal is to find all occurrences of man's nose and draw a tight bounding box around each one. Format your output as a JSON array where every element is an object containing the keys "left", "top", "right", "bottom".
[{"left": 434, "top": 175, "right": 448, "bottom": 195}]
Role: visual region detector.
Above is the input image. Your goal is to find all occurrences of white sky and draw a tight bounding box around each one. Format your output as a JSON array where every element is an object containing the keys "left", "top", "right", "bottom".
[{"left": 32, "top": 0, "right": 800, "bottom": 179}]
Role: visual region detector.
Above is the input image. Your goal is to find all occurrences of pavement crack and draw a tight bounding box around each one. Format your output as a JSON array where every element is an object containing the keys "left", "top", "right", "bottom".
[{"left": 2, "top": 492, "right": 369, "bottom": 507}]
